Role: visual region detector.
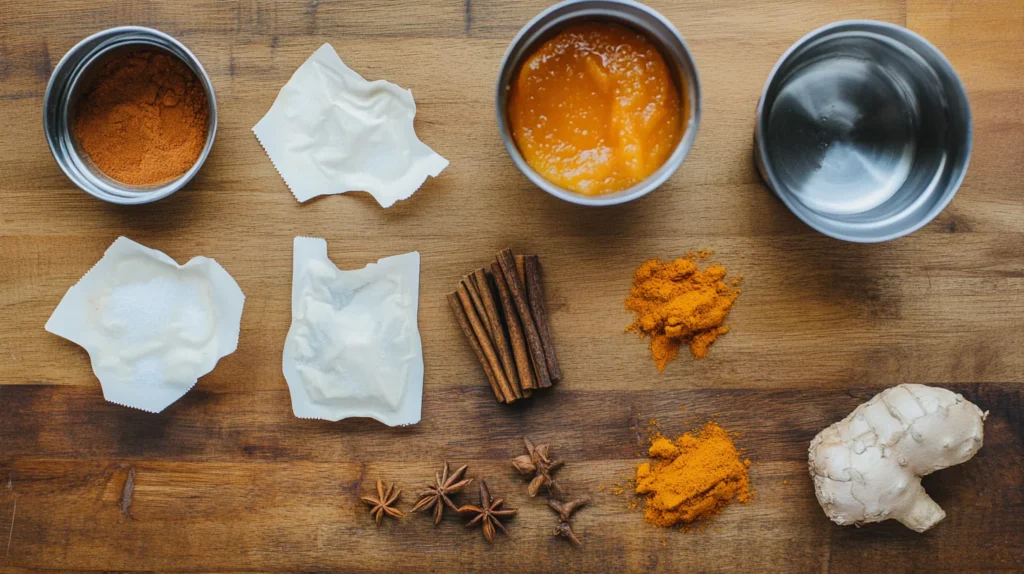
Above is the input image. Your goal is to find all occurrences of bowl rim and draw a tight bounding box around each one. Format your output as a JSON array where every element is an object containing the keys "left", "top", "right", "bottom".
[
  {"left": 495, "top": 0, "right": 701, "bottom": 207},
  {"left": 754, "top": 19, "right": 973, "bottom": 243},
  {"left": 43, "top": 26, "right": 218, "bottom": 205}
]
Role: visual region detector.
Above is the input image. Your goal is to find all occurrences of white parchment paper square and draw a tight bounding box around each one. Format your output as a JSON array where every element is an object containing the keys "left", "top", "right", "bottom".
[
  {"left": 283, "top": 237, "right": 423, "bottom": 425},
  {"left": 254, "top": 44, "right": 448, "bottom": 207},
  {"left": 45, "top": 237, "right": 245, "bottom": 413}
]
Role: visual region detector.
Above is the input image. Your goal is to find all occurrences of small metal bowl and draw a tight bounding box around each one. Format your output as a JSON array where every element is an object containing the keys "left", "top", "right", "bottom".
[
  {"left": 755, "top": 21, "right": 972, "bottom": 242},
  {"left": 44, "top": 27, "right": 217, "bottom": 205},
  {"left": 496, "top": 0, "right": 701, "bottom": 206}
]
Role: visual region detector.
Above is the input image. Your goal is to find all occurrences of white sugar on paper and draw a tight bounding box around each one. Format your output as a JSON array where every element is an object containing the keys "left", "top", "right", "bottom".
[
  {"left": 45, "top": 237, "right": 245, "bottom": 413},
  {"left": 282, "top": 237, "right": 423, "bottom": 425},
  {"left": 253, "top": 43, "right": 448, "bottom": 207}
]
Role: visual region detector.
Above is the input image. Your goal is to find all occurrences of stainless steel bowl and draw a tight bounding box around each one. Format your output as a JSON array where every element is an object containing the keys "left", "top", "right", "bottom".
[
  {"left": 755, "top": 21, "right": 971, "bottom": 242},
  {"left": 496, "top": 0, "right": 701, "bottom": 206},
  {"left": 44, "top": 27, "right": 217, "bottom": 205}
]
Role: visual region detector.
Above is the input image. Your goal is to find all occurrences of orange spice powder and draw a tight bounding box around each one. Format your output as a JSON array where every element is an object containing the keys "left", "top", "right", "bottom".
[
  {"left": 73, "top": 50, "right": 209, "bottom": 186},
  {"left": 625, "top": 252, "right": 741, "bottom": 370},
  {"left": 635, "top": 421, "right": 751, "bottom": 528}
]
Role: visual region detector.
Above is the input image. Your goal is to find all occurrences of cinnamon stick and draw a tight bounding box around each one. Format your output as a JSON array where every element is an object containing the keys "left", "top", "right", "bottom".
[
  {"left": 457, "top": 283, "right": 517, "bottom": 403},
  {"left": 463, "top": 276, "right": 494, "bottom": 340},
  {"left": 473, "top": 269, "right": 522, "bottom": 399},
  {"left": 515, "top": 255, "right": 541, "bottom": 383},
  {"left": 447, "top": 292, "right": 503, "bottom": 403},
  {"left": 491, "top": 262, "right": 536, "bottom": 391},
  {"left": 524, "top": 255, "right": 562, "bottom": 382},
  {"left": 465, "top": 274, "right": 522, "bottom": 399},
  {"left": 496, "top": 249, "right": 552, "bottom": 388}
]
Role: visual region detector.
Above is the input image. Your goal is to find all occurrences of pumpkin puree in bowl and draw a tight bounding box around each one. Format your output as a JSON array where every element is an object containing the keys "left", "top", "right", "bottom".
[{"left": 508, "top": 22, "right": 684, "bottom": 197}]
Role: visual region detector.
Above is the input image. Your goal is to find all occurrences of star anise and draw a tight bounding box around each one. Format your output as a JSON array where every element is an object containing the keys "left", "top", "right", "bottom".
[
  {"left": 512, "top": 436, "right": 564, "bottom": 496},
  {"left": 548, "top": 495, "right": 590, "bottom": 547},
  {"left": 360, "top": 479, "right": 403, "bottom": 526},
  {"left": 459, "top": 480, "right": 517, "bottom": 543},
  {"left": 411, "top": 461, "right": 473, "bottom": 525}
]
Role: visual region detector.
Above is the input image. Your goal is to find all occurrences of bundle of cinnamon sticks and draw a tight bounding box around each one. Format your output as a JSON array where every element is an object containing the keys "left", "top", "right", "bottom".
[{"left": 447, "top": 248, "right": 563, "bottom": 403}]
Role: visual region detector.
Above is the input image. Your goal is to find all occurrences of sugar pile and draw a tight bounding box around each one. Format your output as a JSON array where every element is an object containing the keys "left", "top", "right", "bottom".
[{"left": 100, "top": 276, "right": 214, "bottom": 386}]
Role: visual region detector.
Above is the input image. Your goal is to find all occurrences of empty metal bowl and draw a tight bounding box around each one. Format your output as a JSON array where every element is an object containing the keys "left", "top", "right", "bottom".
[
  {"left": 44, "top": 27, "right": 217, "bottom": 205},
  {"left": 496, "top": 0, "right": 701, "bottom": 206},
  {"left": 755, "top": 21, "right": 971, "bottom": 242}
]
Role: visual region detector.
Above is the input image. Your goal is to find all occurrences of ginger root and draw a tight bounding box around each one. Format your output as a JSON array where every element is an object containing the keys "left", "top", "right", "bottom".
[{"left": 808, "top": 384, "right": 986, "bottom": 532}]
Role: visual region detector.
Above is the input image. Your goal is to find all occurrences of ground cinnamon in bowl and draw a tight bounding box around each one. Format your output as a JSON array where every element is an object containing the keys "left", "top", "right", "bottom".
[{"left": 72, "top": 49, "right": 209, "bottom": 186}]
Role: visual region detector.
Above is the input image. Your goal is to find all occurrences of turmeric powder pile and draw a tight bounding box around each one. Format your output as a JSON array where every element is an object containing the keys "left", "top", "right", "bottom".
[
  {"left": 625, "top": 253, "right": 741, "bottom": 370},
  {"left": 635, "top": 422, "right": 751, "bottom": 528}
]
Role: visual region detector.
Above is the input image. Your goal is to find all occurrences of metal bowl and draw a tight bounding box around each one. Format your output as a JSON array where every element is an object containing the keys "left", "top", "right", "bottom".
[
  {"left": 755, "top": 20, "right": 972, "bottom": 242},
  {"left": 44, "top": 27, "right": 217, "bottom": 205},
  {"left": 496, "top": 0, "right": 701, "bottom": 206}
]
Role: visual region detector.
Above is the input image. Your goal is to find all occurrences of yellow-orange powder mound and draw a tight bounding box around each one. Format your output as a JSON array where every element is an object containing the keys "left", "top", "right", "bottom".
[
  {"left": 635, "top": 422, "right": 751, "bottom": 528},
  {"left": 625, "top": 252, "right": 741, "bottom": 370}
]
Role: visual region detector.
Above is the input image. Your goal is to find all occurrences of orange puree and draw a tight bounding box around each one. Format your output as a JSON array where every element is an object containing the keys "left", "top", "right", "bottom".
[{"left": 509, "top": 22, "right": 683, "bottom": 196}]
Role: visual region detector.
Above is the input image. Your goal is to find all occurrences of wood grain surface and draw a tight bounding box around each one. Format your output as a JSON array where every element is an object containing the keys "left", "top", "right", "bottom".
[{"left": 1, "top": 1, "right": 1022, "bottom": 572}]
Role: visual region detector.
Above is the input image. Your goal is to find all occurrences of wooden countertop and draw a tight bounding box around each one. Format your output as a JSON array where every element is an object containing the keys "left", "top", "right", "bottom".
[{"left": 1, "top": 1, "right": 1021, "bottom": 571}]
